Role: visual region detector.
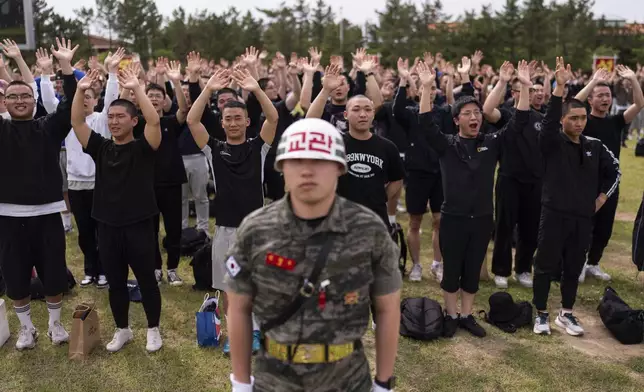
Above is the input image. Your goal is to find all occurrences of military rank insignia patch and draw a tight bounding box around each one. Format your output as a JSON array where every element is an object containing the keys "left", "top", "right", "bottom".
[
  {"left": 344, "top": 291, "right": 359, "bottom": 305},
  {"left": 265, "top": 253, "right": 296, "bottom": 271}
]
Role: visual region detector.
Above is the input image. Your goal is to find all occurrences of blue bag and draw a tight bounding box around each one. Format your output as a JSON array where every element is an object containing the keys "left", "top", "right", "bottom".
[{"left": 196, "top": 292, "right": 222, "bottom": 347}]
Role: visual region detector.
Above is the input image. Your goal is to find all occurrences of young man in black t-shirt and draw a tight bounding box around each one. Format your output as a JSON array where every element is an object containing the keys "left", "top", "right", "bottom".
[
  {"left": 574, "top": 66, "right": 644, "bottom": 282},
  {"left": 187, "top": 67, "right": 278, "bottom": 355},
  {"left": 71, "top": 67, "right": 164, "bottom": 354},
  {"left": 307, "top": 65, "right": 404, "bottom": 227}
]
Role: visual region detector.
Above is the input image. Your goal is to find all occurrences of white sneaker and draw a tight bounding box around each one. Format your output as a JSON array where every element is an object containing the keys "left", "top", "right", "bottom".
[
  {"left": 167, "top": 269, "right": 183, "bottom": 286},
  {"left": 555, "top": 312, "right": 585, "bottom": 336},
  {"left": 585, "top": 265, "right": 611, "bottom": 281},
  {"left": 371, "top": 320, "right": 376, "bottom": 331},
  {"left": 97, "top": 275, "right": 109, "bottom": 289},
  {"left": 409, "top": 264, "right": 422, "bottom": 282},
  {"left": 146, "top": 327, "right": 163, "bottom": 353},
  {"left": 533, "top": 312, "right": 551, "bottom": 335},
  {"left": 106, "top": 328, "right": 133, "bottom": 352},
  {"left": 15, "top": 326, "right": 38, "bottom": 350},
  {"left": 154, "top": 269, "right": 163, "bottom": 285},
  {"left": 516, "top": 272, "right": 533, "bottom": 288},
  {"left": 47, "top": 321, "right": 69, "bottom": 345},
  {"left": 494, "top": 276, "right": 508, "bottom": 289},
  {"left": 578, "top": 264, "right": 587, "bottom": 283},
  {"left": 80, "top": 275, "right": 94, "bottom": 287},
  {"left": 430, "top": 261, "right": 443, "bottom": 282}
]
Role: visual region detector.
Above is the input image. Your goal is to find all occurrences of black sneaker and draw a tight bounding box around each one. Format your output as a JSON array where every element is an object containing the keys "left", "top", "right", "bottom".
[
  {"left": 443, "top": 314, "right": 459, "bottom": 338},
  {"left": 458, "top": 315, "right": 487, "bottom": 338}
]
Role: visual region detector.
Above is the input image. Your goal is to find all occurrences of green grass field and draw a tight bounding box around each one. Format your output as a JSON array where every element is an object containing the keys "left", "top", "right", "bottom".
[{"left": 1, "top": 142, "right": 643, "bottom": 392}]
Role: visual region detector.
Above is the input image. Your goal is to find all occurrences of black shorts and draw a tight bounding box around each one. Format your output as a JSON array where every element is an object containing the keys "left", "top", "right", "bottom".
[
  {"left": 0, "top": 214, "right": 68, "bottom": 300},
  {"left": 405, "top": 172, "right": 443, "bottom": 215}
]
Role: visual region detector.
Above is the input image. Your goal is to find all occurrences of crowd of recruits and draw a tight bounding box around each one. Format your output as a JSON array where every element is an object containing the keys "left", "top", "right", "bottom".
[{"left": 0, "top": 35, "right": 642, "bottom": 391}]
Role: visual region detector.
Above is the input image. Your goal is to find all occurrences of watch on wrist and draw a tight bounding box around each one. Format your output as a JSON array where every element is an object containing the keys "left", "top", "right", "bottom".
[
  {"left": 366, "top": 72, "right": 375, "bottom": 78},
  {"left": 375, "top": 376, "right": 396, "bottom": 389}
]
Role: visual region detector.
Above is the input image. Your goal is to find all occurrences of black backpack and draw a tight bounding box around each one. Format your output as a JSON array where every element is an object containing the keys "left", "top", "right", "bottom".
[
  {"left": 390, "top": 223, "right": 408, "bottom": 276},
  {"left": 480, "top": 292, "right": 533, "bottom": 333},
  {"left": 635, "top": 138, "right": 644, "bottom": 157},
  {"left": 598, "top": 286, "right": 644, "bottom": 345},
  {"left": 190, "top": 240, "right": 213, "bottom": 291},
  {"left": 180, "top": 227, "right": 208, "bottom": 256},
  {"left": 400, "top": 297, "right": 444, "bottom": 340},
  {"left": 634, "top": 194, "right": 644, "bottom": 271}
]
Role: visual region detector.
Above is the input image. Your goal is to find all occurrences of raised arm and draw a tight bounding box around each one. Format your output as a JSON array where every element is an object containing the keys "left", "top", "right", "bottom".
[
  {"left": 35, "top": 48, "right": 59, "bottom": 114},
  {"left": 417, "top": 61, "right": 435, "bottom": 115},
  {"left": 417, "top": 61, "right": 449, "bottom": 155},
  {"left": 299, "top": 55, "right": 318, "bottom": 112},
  {"left": 574, "top": 68, "right": 609, "bottom": 102},
  {"left": 285, "top": 61, "right": 302, "bottom": 111},
  {"left": 1, "top": 39, "right": 33, "bottom": 84},
  {"left": 71, "top": 70, "right": 101, "bottom": 148},
  {"left": 306, "top": 64, "right": 343, "bottom": 119},
  {"left": 516, "top": 60, "right": 532, "bottom": 112},
  {"left": 483, "top": 61, "right": 514, "bottom": 124},
  {"left": 616, "top": 65, "right": 644, "bottom": 124},
  {"left": 232, "top": 67, "right": 279, "bottom": 145},
  {"left": 0, "top": 56, "right": 12, "bottom": 82},
  {"left": 166, "top": 60, "right": 189, "bottom": 124},
  {"left": 187, "top": 69, "right": 230, "bottom": 149},
  {"left": 119, "top": 66, "right": 161, "bottom": 150},
  {"left": 355, "top": 49, "right": 383, "bottom": 111},
  {"left": 540, "top": 57, "right": 571, "bottom": 152},
  {"left": 100, "top": 48, "right": 125, "bottom": 118}
]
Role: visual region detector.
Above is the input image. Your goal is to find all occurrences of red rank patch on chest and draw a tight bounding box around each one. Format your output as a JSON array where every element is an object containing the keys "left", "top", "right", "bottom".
[{"left": 265, "top": 253, "right": 296, "bottom": 271}]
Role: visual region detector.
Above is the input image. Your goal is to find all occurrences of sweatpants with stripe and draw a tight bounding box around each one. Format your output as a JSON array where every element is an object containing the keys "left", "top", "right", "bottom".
[
  {"left": 532, "top": 208, "right": 592, "bottom": 311},
  {"left": 98, "top": 218, "right": 161, "bottom": 328}
]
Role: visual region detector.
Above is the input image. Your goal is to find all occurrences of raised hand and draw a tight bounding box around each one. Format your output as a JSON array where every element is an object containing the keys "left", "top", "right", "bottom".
[
  {"left": 104, "top": 47, "right": 126, "bottom": 72},
  {"left": 528, "top": 60, "right": 538, "bottom": 78},
  {"left": 0, "top": 39, "right": 21, "bottom": 59},
  {"left": 471, "top": 50, "right": 484, "bottom": 65},
  {"left": 358, "top": 53, "right": 376, "bottom": 73},
  {"left": 497, "top": 61, "right": 514, "bottom": 83},
  {"left": 89, "top": 56, "right": 99, "bottom": 70},
  {"left": 231, "top": 67, "right": 260, "bottom": 92},
  {"left": 397, "top": 57, "right": 410, "bottom": 79},
  {"left": 322, "top": 64, "right": 343, "bottom": 91},
  {"left": 309, "top": 47, "right": 322, "bottom": 67},
  {"left": 206, "top": 68, "right": 230, "bottom": 92},
  {"left": 590, "top": 67, "right": 609, "bottom": 83},
  {"left": 417, "top": 61, "right": 436, "bottom": 86},
  {"left": 165, "top": 60, "right": 182, "bottom": 82},
  {"left": 36, "top": 48, "right": 53, "bottom": 74},
  {"left": 118, "top": 65, "right": 142, "bottom": 90},
  {"left": 423, "top": 52, "right": 434, "bottom": 67},
  {"left": 554, "top": 56, "right": 573, "bottom": 86},
  {"left": 155, "top": 57, "right": 167, "bottom": 76},
  {"left": 274, "top": 52, "right": 287, "bottom": 69},
  {"left": 186, "top": 51, "right": 201, "bottom": 75},
  {"left": 300, "top": 57, "right": 316, "bottom": 74},
  {"left": 444, "top": 62, "right": 455, "bottom": 77},
  {"left": 616, "top": 64, "right": 635, "bottom": 80},
  {"left": 457, "top": 56, "right": 471, "bottom": 75},
  {"left": 78, "top": 69, "right": 101, "bottom": 91},
  {"left": 241, "top": 46, "right": 259, "bottom": 66},
  {"left": 50, "top": 37, "right": 79, "bottom": 64},
  {"left": 516, "top": 60, "right": 532, "bottom": 86}
]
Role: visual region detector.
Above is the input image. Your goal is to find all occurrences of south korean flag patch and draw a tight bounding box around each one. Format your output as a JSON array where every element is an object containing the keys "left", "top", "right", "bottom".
[{"left": 226, "top": 256, "right": 241, "bottom": 278}]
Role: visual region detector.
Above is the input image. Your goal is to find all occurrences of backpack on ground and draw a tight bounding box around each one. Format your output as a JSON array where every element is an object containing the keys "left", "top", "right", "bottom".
[
  {"left": 634, "top": 194, "right": 644, "bottom": 272},
  {"left": 390, "top": 223, "right": 408, "bottom": 276},
  {"left": 479, "top": 292, "right": 533, "bottom": 333},
  {"left": 597, "top": 286, "right": 644, "bottom": 345},
  {"left": 196, "top": 292, "right": 222, "bottom": 347},
  {"left": 190, "top": 240, "right": 213, "bottom": 291},
  {"left": 635, "top": 138, "right": 644, "bottom": 157},
  {"left": 180, "top": 227, "right": 208, "bottom": 256},
  {"left": 400, "top": 297, "right": 444, "bottom": 340}
]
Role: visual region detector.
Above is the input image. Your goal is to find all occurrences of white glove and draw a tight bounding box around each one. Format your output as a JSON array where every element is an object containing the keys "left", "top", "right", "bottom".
[
  {"left": 230, "top": 374, "right": 254, "bottom": 392},
  {"left": 372, "top": 381, "right": 392, "bottom": 392}
]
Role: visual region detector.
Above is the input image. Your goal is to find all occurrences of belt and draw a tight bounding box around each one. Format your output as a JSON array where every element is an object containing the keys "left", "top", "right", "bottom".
[{"left": 264, "top": 338, "right": 361, "bottom": 364}]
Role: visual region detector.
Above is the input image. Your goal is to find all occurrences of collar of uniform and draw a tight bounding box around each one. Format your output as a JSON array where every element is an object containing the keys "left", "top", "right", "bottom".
[{"left": 278, "top": 194, "right": 348, "bottom": 235}]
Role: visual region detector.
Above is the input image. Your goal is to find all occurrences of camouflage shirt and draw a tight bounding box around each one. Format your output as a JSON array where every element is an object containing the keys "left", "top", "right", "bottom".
[{"left": 224, "top": 195, "right": 402, "bottom": 345}]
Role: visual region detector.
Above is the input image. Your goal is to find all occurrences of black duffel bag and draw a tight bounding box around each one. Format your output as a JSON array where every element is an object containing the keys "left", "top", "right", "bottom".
[{"left": 598, "top": 286, "right": 644, "bottom": 345}]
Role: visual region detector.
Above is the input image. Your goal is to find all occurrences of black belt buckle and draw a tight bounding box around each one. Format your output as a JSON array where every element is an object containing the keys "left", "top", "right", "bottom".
[{"left": 299, "top": 280, "right": 315, "bottom": 297}]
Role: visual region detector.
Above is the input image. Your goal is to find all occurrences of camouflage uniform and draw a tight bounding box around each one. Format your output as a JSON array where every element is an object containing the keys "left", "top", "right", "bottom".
[{"left": 225, "top": 195, "right": 402, "bottom": 392}]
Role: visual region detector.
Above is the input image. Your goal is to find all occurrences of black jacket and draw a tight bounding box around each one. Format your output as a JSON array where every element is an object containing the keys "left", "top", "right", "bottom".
[
  {"left": 536, "top": 95, "right": 621, "bottom": 218},
  {"left": 418, "top": 109, "right": 527, "bottom": 217}
]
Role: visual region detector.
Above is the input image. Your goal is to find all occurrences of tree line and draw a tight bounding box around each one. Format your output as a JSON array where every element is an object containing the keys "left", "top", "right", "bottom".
[{"left": 29, "top": 0, "right": 644, "bottom": 70}]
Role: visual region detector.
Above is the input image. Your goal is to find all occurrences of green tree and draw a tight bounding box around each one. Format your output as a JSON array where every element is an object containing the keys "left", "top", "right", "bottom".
[
  {"left": 116, "top": 0, "right": 162, "bottom": 57},
  {"left": 496, "top": 0, "right": 523, "bottom": 61},
  {"left": 95, "top": 0, "right": 119, "bottom": 49},
  {"left": 75, "top": 6, "right": 95, "bottom": 53}
]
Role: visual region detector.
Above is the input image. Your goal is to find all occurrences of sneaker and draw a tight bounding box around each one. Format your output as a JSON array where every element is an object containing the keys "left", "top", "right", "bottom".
[
  {"left": 585, "top": 265, "right": 611, "bottom": 281},
  {"left": 458, "top": 315, "right": 487, "bottom": 337},
  {"left": 80, "top": 275, "right": 94, "bottom": 287},
  {"left": 555, "top": 312, "right": 585, "bottom": 336},
  {"left": 146, "top": 327, "right": 163, "bottom": 353},
  {"left": 222, "top": 337, "right": 231, "bottom": 355},
  {"left": 431, "top": 262, "right": 443, "bottom": 283},
  {"left": 516, "top": 272, "right": 533, "bottom": 288},
  {"left": 494, "top": 276, "right": 508, "bottom": 289},
  {"left": 578, "top": 264, "right": 587, "bottom": 283},
  {"left": 154, "top": 269, "right": 163, "bottom": 285},
  {"left": 443, "top": 314, "right": 459, "bottom": 338},
  {"left": 15, "top": 326, "right": 38, "bottom": 350},
  {"left": 167, "top": 269, "right": 184, "bottom": 286},
  {"left": 97, "top": 275, "right": 109, "bottom": 289},
  {"left": 47, "top": 321, "right": 69, "bottom": 345},
  {"left": 106, "top": 328, "right": 133, "bottom": 352},
  {"left": 533, "top": 312, "right": 551, "bottom": 335},
  {"left": 251, "top": 330, "right": 261, "bottom": 354},
  {"left": 409, "top": 264, "right": 422, "bottom": 282}
]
